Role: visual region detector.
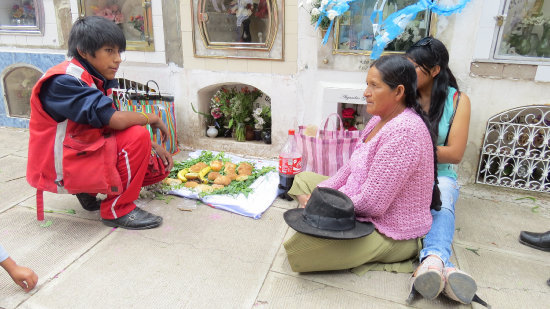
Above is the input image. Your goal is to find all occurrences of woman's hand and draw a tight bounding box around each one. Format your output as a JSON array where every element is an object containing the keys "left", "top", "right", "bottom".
[
  {"left": 152, "top": 143, "right": 174, "bottom": 172},
  {"left": 147, "top": 113, "right": 169, "bottom": 143}
]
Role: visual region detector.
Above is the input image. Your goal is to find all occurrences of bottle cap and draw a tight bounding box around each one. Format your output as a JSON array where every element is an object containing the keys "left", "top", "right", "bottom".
[{"left": 288, "top": 129, "right": 295, "bottom": 135}]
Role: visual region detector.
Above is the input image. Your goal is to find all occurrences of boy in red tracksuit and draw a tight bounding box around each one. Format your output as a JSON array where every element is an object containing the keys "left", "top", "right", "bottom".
[{"left": 27, "top": 16, "right": 173, "bottom": 230}]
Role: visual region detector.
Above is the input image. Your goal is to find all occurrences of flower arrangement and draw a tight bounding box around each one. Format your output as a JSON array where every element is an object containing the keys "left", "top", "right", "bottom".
[
  {"left": 253, "top": 105, "right": 271, "bottom": 131},
  {"left": 209, "top": 86, "right": 263, "bottom": 141},
  {"left": 128, "top": 15, "right": 145, "bottom": 33},
  {"left": 341, "top": 107, "right": 357, "bottom": 131},
  {"left": 11, "top": 1, "right": 35, "bottom": 23},
  {"left": 390, "top": 21, "right": 422, "bottom": 51},
  {"left": 522, "top": 15, "right": 550, "bottom": 26},
  {"left": 191, "top": 102, "right": 214, "bottom": 126},
  {"left": 92, "top": 4, "right": 124, "bottom": 24},
  {"left": 301, "top": 0, "right": 331, "bottom": 30}
]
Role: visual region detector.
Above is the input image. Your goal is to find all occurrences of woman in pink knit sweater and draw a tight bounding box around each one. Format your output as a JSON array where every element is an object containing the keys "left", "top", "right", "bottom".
[{"left": 283, "top": 55, "right": 439, "bottom": 273}]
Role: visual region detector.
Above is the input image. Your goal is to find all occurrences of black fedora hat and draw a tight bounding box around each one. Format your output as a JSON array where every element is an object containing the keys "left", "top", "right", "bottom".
[{"left": 283, "top": 187, "right": 374, "bottom": 239}]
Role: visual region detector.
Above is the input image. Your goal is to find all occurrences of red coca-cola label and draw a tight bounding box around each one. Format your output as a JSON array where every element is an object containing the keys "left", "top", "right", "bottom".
[{"left": 279, "top": 156, "right": 302, "bottom": 175}]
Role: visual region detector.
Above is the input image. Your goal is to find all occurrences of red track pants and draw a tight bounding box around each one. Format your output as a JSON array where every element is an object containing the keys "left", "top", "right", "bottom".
[{"left": 100, "top": 126, "right": 169, "bottom": 219}]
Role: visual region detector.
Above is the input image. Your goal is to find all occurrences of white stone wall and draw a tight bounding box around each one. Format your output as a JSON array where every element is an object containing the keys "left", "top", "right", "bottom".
[{"left": 2, "top": 0, "right": 550, "bottom": 184}]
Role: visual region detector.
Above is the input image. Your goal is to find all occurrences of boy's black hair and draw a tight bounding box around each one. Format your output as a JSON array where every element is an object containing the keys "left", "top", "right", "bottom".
[{"left": 68, "top": 16, "right": 126, "bottom": 59}]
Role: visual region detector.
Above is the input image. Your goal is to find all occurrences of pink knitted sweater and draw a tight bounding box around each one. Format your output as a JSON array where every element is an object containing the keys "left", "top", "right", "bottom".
[{"left": 318, "top": 108, "right": 434, "bottom": 240}]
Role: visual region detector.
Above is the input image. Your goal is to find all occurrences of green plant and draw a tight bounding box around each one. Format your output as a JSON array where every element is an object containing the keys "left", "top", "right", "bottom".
[
  {"left": 303, "top": 0, "right": 331, "bottom": 30},
  {"left": 253, "top": 105, "right": 271, "bottom": 130},
  {"left": 191, "top": 102, "right": 214, "bottom": 125},
  {"left": 228, "top": 87, "right": 261, "bottom": 128}
]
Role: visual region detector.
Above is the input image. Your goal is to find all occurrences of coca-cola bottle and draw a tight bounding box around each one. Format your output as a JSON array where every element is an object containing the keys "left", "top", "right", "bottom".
[{"left": 278, "top": 129, "right": 302, "bottom": 200}]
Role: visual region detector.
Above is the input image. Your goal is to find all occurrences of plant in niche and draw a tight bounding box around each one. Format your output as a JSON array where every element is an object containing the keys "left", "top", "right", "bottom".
[
  {"left": 191, "top": 102, "right": 214, "bottom": 126},
  {"left": 389, "top": 20, "right": 422, "bottom": 51},
  {"left": 92, "top": 4, "right": 124, "bottom": 24},
  {"left": 209, "top": 86, "right": 262, "bottom": 141},
  {"left": 11, "top": 1, "right": 35, "bottom": 23},
  {"left": 253, "top": 105, "right": 271, "bottom": 131},
  {"left": 128, "top": 15, "right": 145, "bottom": 34},
  {"left": 300, "top": 0, "right": 331, "bottom": 30}
]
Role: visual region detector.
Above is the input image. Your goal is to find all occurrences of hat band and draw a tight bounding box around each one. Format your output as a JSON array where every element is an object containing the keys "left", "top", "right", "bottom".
[{"left": 303, "top": 213, "right": 355, "bottom": 232}]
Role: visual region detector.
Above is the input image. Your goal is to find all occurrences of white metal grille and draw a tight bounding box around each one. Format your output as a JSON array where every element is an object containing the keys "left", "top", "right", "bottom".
[{"left": 477, "top": 105, "right": 550, "bottom": 193}]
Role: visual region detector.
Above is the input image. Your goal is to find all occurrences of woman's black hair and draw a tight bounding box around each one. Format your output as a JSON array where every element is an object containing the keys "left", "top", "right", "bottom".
[
  {"left": 371, "top": 55, "right": 441, "bottom": 210},
  {"left": 67, "top": 16, "right": 126, "bottom": 59},
  {"left": 406, "top": 36, "right": 458, "bottom": 139}
]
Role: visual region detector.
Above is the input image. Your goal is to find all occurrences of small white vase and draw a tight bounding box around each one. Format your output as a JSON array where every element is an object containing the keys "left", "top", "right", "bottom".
[{"left": 206, "top": 126, "right": 218, "bottom": 138}]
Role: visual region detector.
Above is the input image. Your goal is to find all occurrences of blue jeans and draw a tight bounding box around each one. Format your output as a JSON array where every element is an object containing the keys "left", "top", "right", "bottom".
[{"left": 419, "top": 176, "right": 460, "bottom": 267}]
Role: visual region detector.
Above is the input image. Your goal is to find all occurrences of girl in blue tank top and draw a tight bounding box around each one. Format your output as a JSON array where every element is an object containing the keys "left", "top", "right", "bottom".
[{"left": 405, "top": 37, "right": 486, "bottom": 307}]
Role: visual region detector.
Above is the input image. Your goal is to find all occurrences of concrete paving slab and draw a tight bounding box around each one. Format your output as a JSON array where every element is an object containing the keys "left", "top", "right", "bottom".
[
  {"left": 137, "top": 193, "right": 289, "bottom": 248},
  {"left": 23, "top": 202, "right": 290, "bottom": 308},
  {"left": 270, "top": 196, "right": 298, "bottom": 210},
  {"left": 254, "top": 271, "right": 408, "bottom": 308},
  {"left": 17, "top": 192, "right": 102, "bottom": 221},
  {"left": 0, "top": 155, "right": 27, "bottom": 182},
  {"left": 0, "top": 177, "right": 36, "bottom": 213},
  {"left": 270, "top": 229, "right": 469, "bottom": 308},
  {"left": 0, "top": 127, "right": 29, "bottom": 158},
  {"left": 0, "top": 207, "right": 112, "bottom": 309},
  {"left": 453, "top": 245, "right": 550, "bottom": 308},
  {"left": 454, "top": 195, "right": 549, "bottom": 261}
]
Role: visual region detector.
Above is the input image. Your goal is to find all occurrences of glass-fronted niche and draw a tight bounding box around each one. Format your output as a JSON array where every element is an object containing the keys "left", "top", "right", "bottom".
[
  {"left": 78, "top": 0, "right": 154, "bottom": 51},
  {"left": 334, "top": 0, "right": 431, "bottom": 55},
  {"left": 0, "top": 0, "right": 43, "bottom": 34},
  {"left": 3, "top": 66, "right": 42, "bottom": 118},
  {"left": 495, "top": 0, "right": 550, "bottom": 61},
  {"left": 194, "top": 0, "right": 280, "bottom": 56}
]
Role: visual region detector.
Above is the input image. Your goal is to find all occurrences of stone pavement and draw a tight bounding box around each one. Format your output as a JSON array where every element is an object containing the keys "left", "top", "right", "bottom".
[{"left": 0, "top": 126, "right": 548, "bottom": 308}]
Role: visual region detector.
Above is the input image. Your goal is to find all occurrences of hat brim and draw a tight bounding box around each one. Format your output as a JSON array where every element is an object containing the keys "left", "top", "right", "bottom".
[{"left": 283, "top": 208, "right": 375, "bottom": 240}]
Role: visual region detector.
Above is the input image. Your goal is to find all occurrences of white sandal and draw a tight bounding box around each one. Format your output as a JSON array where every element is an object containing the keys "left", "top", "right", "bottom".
[
  {"left": 408, "top": 256, "right": 445, "bottom": 301},
  {"left": 443, "top": 267, "right": 477, "bottom": 304}
]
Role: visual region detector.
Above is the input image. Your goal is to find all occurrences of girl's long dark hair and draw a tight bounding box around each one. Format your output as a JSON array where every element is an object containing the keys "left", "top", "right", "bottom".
[
  {"left": 371, "top": 55, "right": 441, "bottom": 210},
  {"left": 406, "top": 37, "right": 458, "bottom": 139}
]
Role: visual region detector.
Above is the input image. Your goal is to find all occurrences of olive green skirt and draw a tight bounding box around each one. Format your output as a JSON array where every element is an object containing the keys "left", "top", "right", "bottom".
[{"left": 284, "top": 171, "right": 421, "bottom": 274}]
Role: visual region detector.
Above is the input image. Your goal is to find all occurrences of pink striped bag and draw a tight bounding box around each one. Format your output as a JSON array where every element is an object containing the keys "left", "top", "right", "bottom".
[{"left": 295, "top": 113, "right": 363, "bottom": 176}]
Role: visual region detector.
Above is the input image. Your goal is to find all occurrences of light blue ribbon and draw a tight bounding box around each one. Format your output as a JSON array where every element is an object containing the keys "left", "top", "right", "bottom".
[
  {"left": 370, "top": 0, "right": 472, "bottom": 59},
  {"left": 315, "top": 0, "right": 358, "bottom": 44}
]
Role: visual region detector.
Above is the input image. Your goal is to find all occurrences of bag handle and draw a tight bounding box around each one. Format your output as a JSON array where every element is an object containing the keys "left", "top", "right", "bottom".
[
  {"left": 322, "top": 113, "right": 345, "bottom": 133},
  {"left": 145, "top": 80, "right": 162, "bottom": 98},
  {"left": 124, "top": 87, "right": 140, "bottom": 101}
]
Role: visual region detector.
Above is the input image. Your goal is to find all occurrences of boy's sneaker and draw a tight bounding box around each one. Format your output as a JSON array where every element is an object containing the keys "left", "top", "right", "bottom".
[{"left": 75, "top": 193, "right": 100, "bottom": 211}]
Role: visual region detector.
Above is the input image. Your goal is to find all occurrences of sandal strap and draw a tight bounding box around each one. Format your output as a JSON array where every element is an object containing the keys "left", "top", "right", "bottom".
[{"left": 472, "top": 294, "right": 491, "bottom": 308}]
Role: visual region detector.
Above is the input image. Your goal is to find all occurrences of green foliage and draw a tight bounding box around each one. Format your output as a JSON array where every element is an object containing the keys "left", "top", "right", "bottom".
[
  {"left": 169, "top": 150, "right": 217, "bottom": 178},
  {"left": 199, "top": 166, "right": 275, "bottom": 198},
  {"left": 40, "top": 220, "right": 53, "bottom": 228},
  {"left": 516, "top": 196, "right": 537, "bottom": 202},
  {"left": 169, "top": 150, "right": 276, "bottom": 197},
  {"left": 465, "top": 247, "right": 480, "bottom": 256}
]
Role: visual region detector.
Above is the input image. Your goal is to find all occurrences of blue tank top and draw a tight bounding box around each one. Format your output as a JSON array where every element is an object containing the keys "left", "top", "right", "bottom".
[{"left": 436, "top": 87, "right": 458, "bottom": 180}]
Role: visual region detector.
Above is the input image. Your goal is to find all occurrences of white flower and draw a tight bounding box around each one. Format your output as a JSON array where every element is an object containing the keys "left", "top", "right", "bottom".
[
  {"left": 321, "top": 0, "right": 328, "bottom": 6},
  {"left": 311, "top": 7, "right": 320, "bottom": 15},
  {"left": 327, "top": 10, "right": 338, "bottom": 20},
  {"left": 254, "top": 107, "right": 262, "bottom": 116},
  {"left": 299, "top": 1, "right": 304, "bottom": 8}
]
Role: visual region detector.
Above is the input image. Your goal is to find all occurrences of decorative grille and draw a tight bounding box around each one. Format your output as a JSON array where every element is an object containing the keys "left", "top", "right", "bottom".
[{"left": 477, "top": 105, "right": 550, "bottom": 193}]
